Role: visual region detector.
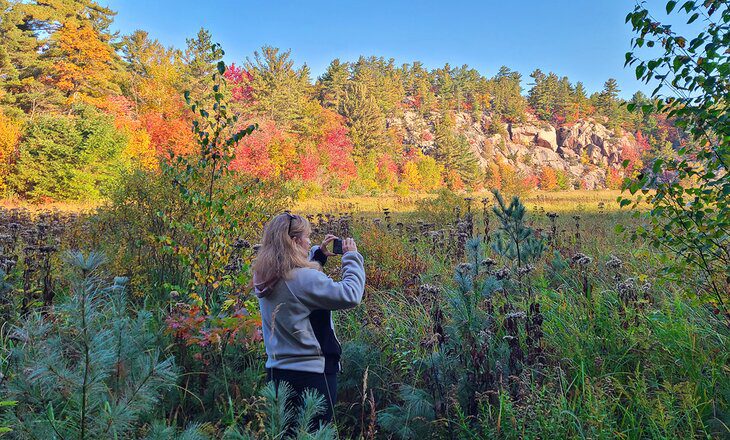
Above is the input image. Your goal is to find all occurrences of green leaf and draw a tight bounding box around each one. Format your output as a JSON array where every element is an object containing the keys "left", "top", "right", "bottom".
[
  {"left": 217, "top": 61, "right": 226, "bottom": 75},
  {"left": 666, "top": 1, "right": 677, "bottom": 14},
  {"left": 635, "top": 64, "right": 646, "bottom": 80}
]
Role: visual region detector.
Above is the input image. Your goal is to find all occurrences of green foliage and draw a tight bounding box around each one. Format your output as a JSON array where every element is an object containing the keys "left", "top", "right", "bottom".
[
  {"left": 245, "top": 46, "right": 313, "bottom": 128},
  {"left": 0, "top": 400, "right": 16, "bottom": 436},
  {"left": 414, "top": 188, "right": 467, "bottom": 222},
  {"left": 225, "top": 381, "right": 336, "bottom": 440},
  {"left": 491, "top": 189, "right": 544, "bottom": 266},
  {"left": 339, "top": 82, "right": 387, "bottom": 161},
  {"left": 378, "top": 385, "right": 435, "bottom": 440},
  {"left": 10, "top": 105, "right": 129, "bottom": 201},
  {"left": 623, "top": 0, "right": 730, "bottom": 322},
  {"left": 142, "top": 421, "right": 209, "bottom": 440},
  {"left": 488, "top": 66, "right": 527, "bottom": 122},
  {"left": 433, "top": 112, "right": 483, "bottom": 186},
  {"left": 160, "top": 45, "right": 258, "bottom": 310},
  {"left": 2, "top": 252, "right": 178, "bottom": 439}
]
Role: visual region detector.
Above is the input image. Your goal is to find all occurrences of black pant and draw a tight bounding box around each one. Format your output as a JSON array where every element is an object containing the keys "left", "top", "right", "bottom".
[{"left": 266, "top": 368, "right": 337, "bottom": 431}]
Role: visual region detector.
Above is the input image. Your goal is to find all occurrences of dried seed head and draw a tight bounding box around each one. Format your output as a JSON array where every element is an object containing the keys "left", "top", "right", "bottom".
[
  {"left": 606, "top": 255, "right": 623, "bottom": 270},
  {"left": 495, "top": 266, "right": 511, "bottom": 280},
  {"left": 517, "top": 264, "right": 535, "bottom": 276},
  {"left": 456, "top": 263, "right": 473, "bottom": 274},
  {"left": 571, "top": 253, "right": 593, "bottom": 266}
]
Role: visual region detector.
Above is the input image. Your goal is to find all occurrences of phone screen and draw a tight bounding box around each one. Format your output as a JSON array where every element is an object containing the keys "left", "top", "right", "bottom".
[{"left": 333, "top": 238, "right": 343, "bottom": 255}]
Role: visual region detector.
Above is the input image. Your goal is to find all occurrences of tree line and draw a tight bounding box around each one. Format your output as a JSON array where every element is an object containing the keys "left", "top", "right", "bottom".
[{"left": 0, "top": 0, "right": 675, "bottom": 201}]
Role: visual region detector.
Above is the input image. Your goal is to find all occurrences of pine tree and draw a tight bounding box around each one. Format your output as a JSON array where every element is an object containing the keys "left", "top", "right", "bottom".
[
  {"left": 245, "top": 46, "right": 313, "bottom": 128},
  {"left": 527, "top": 69, "right": 549, "bottom": 120},
  {"left": 596, "top": 78, "right": 621, "bottom": 125},
  {"left": 316, "top": 58, "right": 350, "bottom": 110},
  {"left": 572, "top": 81, "right": 590, "bottom": 118},
  {"left": 350, "top": 56, "right": 404, "bottom": 117},
  {"left": 3, "top": 252, "right": 179, "bottom": 439},
  {"left": 338, "top": 82, "right": 386, "bottom": 161},
  {"left": 433, "top": 112, "right": 482, "bottom": 186},
  {"left": 488, "top": 66, "right": 526, "bottom": 122},
  {"left": 182, "top": 28, "right": 224, "bottom": 101}
]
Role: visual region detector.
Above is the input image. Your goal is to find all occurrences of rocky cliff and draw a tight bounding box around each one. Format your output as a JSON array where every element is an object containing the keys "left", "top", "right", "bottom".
[{"left": 390, "top": 111, "right": 638, "bottom": 189}]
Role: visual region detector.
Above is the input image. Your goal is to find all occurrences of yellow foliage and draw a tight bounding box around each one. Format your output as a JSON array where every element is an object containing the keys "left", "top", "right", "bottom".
[
  {"left": 402, "top": 161, "right": 421, "bottom": 190},
  {"left": 124, "top": 128, "right": 158, "bottom": 171},
  {"left": 0, "top": 111, "right": 22, "bottom": 192}
]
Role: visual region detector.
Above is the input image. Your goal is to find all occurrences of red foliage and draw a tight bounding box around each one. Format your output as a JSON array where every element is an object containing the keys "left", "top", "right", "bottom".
[
  {"left": 224, "top": 63, "right": 254, "bottom": 105},
  {"left": 230, "top": 119, "right": 281, "bottom": 178},
  {"left": 606, "top": 167, "right": 624, "bottom": 190},
  {"left": 620, "top": 133, "right": 650, "bottom": 173},
  {"left": 166, "top": 303, "right": 262, "bottom": 350},
  {"left": 376, "top": 154, "right": 399, "bottom": 188},
  {"left": 522, "top": 174, "right": 539, "bottom": 189},
  {"left": 318, "top": 110, "right": 356, "bottom": 189},
  {"left": 102, "top": 95, "right": 138, "bottom": 129}
]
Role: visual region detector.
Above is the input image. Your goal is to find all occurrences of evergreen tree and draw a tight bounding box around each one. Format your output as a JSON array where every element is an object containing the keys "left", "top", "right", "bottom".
[
  {"left": 527, "top": 69, "right": 549, "bottom": 120},
  {"left": 10, "top": 105, "right": 129, "bottom": 200},
  {"left": 597, "top": 78, "right": 619, "bottom": 113},
  {"left": 338, "top": 82, "right": 386, "bottom": 161},
  {"left": 488, "top": 66, "right": 526, "bottom": 122},
  {"left": 3, "top": 253, "right": 179, "bottom": 439},
  {"left": 182, "top": 28, "right": 223, "bottom": 101},
  {"left": 350, "top": 56, "right": 404, "bottom": 117},
  {"left": 316, "top": 58, "right": 350, "bottom": 110},
  {"left": 433, "top": 111, "right": 482, "bottom": 185},
  {"left": 245, "top": 46, "right": 313, "bottom": 128},
  {"left": 400, "top": 61, "right": 436, "bottom": 114},
  {"left": 572, "top": 81, "right": 590, "bottom": 118}
]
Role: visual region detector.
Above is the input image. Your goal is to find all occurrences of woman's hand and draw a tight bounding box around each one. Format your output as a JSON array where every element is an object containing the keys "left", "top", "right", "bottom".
[
  {"left": 343, "top": 237, "right": 358, "bottom": 254},
  {"left": 319, "top": 234, "right": 338, "bottom": 257}
]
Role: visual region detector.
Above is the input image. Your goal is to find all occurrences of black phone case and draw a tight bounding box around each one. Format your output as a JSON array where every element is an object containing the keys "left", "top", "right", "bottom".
[{"left": 333, "top": 239, "right": 343, "bottom": 255}]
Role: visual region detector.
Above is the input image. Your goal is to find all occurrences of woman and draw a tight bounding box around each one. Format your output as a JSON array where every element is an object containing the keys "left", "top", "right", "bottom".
[{"left": 253, "top": 212, "right": 365, "bottom": 429}]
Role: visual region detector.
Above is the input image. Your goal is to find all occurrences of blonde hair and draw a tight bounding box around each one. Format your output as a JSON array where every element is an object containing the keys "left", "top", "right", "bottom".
[{"left": 252, "top": 213, "right": 319, "bottom": 291}]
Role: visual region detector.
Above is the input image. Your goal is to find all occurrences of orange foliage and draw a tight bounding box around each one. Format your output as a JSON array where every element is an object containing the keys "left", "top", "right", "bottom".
[
  {"left": 141, "top": 108, "right": 195, "bottom": 158},
  {"left": 50, "top": 23, "right": 115, "bottom": 103},
  {"left": 538, "top": 166, "right": 558, "bottom": 190},
  {"left": 445, "top": 169, "right": 465, "bottom": 191},
  {"left": 606, "top": 167, "right": 624, "bottom": 190}
]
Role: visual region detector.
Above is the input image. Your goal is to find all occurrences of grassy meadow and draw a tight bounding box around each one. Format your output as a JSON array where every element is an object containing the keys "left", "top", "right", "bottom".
[{"left": 0, "top": 187, "right": 726, "bottom": 439}]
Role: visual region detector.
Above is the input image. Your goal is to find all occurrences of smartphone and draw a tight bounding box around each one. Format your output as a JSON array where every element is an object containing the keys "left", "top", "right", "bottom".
[{"left": 332, "top": 238, "right": 343, "bottom": 255}]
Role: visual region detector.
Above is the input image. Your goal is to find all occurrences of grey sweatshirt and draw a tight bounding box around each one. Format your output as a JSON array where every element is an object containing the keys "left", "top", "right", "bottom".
[{"left": 255, "top": 246, "right": 366, "bottom": 373}]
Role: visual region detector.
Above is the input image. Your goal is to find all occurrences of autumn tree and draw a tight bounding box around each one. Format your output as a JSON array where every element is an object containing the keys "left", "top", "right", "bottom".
[
  {"left": 0, "top": 110, "right": 21, "bottom": 192},
  {"left": 121, "top": 30, "right": 184, "bottom": 113},
  {"left": 46, "top": 22, "right": 120, "bottom": 105},
  {"left": 538, "top": 166, "right": 558, "bottom": 190}
]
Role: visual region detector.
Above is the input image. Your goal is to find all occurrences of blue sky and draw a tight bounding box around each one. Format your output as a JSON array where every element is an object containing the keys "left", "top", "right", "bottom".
[{"left": 101, "top": 0, "right": 684, "bottom": 99}]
